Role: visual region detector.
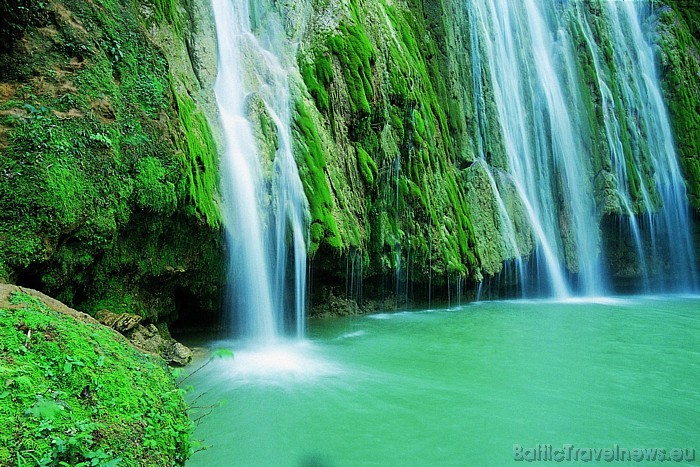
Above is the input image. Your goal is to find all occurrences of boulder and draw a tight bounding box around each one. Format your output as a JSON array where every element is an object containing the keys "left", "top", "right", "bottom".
[
  {"left": 95, "top": 309, "right": 143, "bottom": 333},
  {"left": 128, "top": 323, "right": 193, "bottom": 367},
  {"left": 162, "top": 342, "right": 193, "bottom": 367}
]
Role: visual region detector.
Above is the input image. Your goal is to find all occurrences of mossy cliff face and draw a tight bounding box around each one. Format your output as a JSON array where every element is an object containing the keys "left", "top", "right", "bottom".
[
  {"left": 293, "top": 0, "right": 700, "bottom": 300},
  {"left": 295, "top": 0, "right": 513, "bottom": 304},
  {"left": 2, "top": 0, "right": 700, "bottom": 319},
  {"left": 658, "top": 1, "right": 700, "bottom": 212},
  {"left": 0, "top": 0, "right": 224, "bottom": 323}
]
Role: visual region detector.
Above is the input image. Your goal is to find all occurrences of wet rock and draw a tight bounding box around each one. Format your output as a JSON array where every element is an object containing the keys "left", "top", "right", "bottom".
[
  {"left": 162, "top": 342, "right": 193, "bottom": 367},
  {"left": 310, "top": 287, "right": 362, "bottom": 317},
  {"left": 128, "top": 324, "right": 163, "bottom": 355},
  {"left": 95, "top": 309, "right": 142, "bottom": 333},
  {"left": 128, "top": 323, "right": 193, "bottom": 366}
]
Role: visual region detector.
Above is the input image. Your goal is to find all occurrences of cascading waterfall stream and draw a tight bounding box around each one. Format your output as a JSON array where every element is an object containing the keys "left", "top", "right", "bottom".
[
  {"left": 468, "top": 0, "right": 698, "bottom": 295},
  {"left": 603, "top": 1, "right": 698, "bottom": 290},
  {"left": 574, "top": 6, "right": 652, "bottom": 291},
  {"left": 213, "top": 0, "right": 310, "bottom": 342},
  {"left": 209, "top": 0, "right": 698, "bottom": 331},
  {"left": 471, "top": 0, "right": 590, "bottom": 297}
]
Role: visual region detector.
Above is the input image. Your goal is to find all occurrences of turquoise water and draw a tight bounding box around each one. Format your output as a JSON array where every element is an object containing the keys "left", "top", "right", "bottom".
[{"left": 183, "top": 296, "right": 700, "bottom": 465}]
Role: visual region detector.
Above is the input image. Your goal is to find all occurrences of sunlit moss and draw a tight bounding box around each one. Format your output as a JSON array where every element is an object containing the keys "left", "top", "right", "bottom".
[
  {"left": 0, "top": 290, "right": 192, "bottom": 465},
  {"left": 172, "top": 88, "right": 221, "bottom": 227}
]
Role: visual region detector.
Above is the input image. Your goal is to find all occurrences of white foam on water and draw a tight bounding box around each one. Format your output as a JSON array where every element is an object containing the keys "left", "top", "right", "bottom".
[
  {"left": 336, "top": 330, "right": 366, "bottom": 340},
  {"left": 200, "top": 340, "right": 342, "bottom": 385}
]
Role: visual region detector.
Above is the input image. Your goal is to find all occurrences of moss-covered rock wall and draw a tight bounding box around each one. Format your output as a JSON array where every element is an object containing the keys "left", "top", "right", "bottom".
[
  {"left": 658, "top": 0, "right": 700, "bottom": 211},
  {"left": 2, "top": 0, "right": 700, "bottom": 321},
  {"left": 295, "top": 0, "right": 506, "bottom": 307},
  {"left": 0, "top": 0, "right": 225, "bottom": 324},
  {"left": 293, "top": 0, "right": 700, "bottom": 304}
]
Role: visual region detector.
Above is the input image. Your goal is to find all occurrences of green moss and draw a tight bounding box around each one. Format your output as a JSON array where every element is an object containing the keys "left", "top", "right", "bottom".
[
  {"left": 326, "top": 4, "right": 375, "bottom": 117},
  {"left": 658, "top": 4, "right": 700, "bottom": 209},
  {"left": 0, "top": 0, "right": 224, "bottom": 322},
  {"left": 290, "top": 0, "right": 515, "bottom": 288},
  {"left": 356, "top": 145, "right": 378, "bottom": 185},
  {"left": 0, "top": 0, "right": 50, "bottom": 52},
  {"left": 172, "top": 89, "right": 221, "bottom": 227},
  {"left": 300, "top": 55, "right": 331, "bottom": 113},
  {"left": 152, "top": 0, "right": 182, "bottom": 34},
  {"left": 664, "top": 0, "right": 700, "bottom": 41},
  {"left": 134, "top": 157, "right": 178, "bottom": 215},
  {"left": 0, "top": 290, "right": 192, "bottom": 465},
  {"left": 293, "top": 100, "right": 342, "bottom": 255}
]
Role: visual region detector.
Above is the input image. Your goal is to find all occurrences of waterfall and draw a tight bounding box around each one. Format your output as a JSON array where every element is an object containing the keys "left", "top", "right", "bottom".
[
  {"left": 600, "top": 1, "right": 698, "bottom": 291},
  {"left": 213, "top": 0, "right": 310, "bottom": 341},
  {"left": 468, "top": 0, "right": 697, "bottom": 295}
]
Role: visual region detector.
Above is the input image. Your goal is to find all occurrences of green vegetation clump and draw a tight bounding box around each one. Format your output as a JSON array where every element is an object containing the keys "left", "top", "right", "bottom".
[
  {"left": 326, "top": 21, "right": 374, "bottom": 116},
  {"left": 173, "top": 88, "right": 221, "bottom": 226},
  {"left": 134, "top": 157, "right": 178, "bottom": 215},
  {"left": 356, "top": 145, "right": 377, "bottom": 186},
  {"left": 0, "top": 290, "right": 192, "bottom": 465},
  {"left": 152, "top": 0, "right": 182, "bottom": 34},
  {"left": 299, "top": 53, "right": 332, "bottom": 113},
  {"left": 0, "top": 0, "right": 50, "bottom": 52}
]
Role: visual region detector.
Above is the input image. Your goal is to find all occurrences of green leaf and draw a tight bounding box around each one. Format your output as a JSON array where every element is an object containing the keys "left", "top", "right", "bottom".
[
  {"left": 25, "top": 398, "right": 64, "bottom": 420},
  {"left": 209, "top": 348, "right": 234, "bottom": 360},
  {"left": 102, "top": 458, "right": 122, "bottom": 467}
]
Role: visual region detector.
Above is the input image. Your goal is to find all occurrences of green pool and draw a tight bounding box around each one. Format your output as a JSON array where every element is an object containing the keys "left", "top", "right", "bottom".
[{"left": 183, "top": 296, "right": 700, "bottom": 465}]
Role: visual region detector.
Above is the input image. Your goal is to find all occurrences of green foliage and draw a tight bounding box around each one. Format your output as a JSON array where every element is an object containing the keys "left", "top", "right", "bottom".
[
  {"left": 295, "top": 0, "right": 481, "bottom": 285},
  {"left": 664, "top": 0, "right": 700, "bottom": 41},
  {"left": 134, "top": 157, "right": 178, "bottom": 215},
  {"left": 0, "top": 0, "right": 224, "bottom": 321},
  {"left": 372, "top": 2, "right": 479, "bottom": 279},
  {"left": 152, "top": 0, "right": 181, "bottom": 34},
  {"left": 0, "top": 291, "right": 192, "bottom": 465},
  {"left": 0, "top": 107, "right": 129, "bottom": 267},
  {"left": 177, "top": 348, "right": 234, "bottom": 388},
  {"left": 326, "top": 5, "right": 375, "bottom": 116},
  {"left": 0, "top": 0, "right": 50, "bottom": 52},
  {"left": 209, "top": 348, "right": 234, "bottom": 360},
  {"left": 658, "top": 5, "right": 700, "bottom": 209},
  {"left": 299, "top": 54, "right": 332, "bottom": 113}
]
